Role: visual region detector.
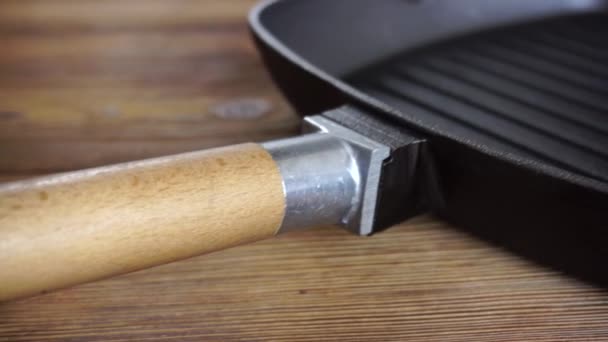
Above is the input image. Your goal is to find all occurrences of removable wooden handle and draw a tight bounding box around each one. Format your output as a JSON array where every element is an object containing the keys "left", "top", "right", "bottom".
[{"left": 0, "top": 143, "right": 285, "bottom": 301}]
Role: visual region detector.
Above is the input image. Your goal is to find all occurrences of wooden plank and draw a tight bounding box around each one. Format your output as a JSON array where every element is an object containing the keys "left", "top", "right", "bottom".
[
  {"left": 0, "top": 0, "right": 296, "bottom": 172},
  {"left": 0, "top": 1, "right": 607, "bottom": 341},
  {"left": 1, "top": 218, "right": 607, "bottom": 341},
  {"left": 0, "top": 0, "right": 256, "bottom": 32}
]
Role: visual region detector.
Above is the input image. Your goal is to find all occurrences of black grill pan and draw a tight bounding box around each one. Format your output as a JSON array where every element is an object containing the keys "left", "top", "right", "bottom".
[{"left": 251, "top": 0, "right": 608, "bottom": 282}]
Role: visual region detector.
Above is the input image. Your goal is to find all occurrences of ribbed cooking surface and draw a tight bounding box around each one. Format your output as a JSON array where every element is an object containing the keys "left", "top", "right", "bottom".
[{"left": 348, "top": 15, "right": 608, "bottom": 182}]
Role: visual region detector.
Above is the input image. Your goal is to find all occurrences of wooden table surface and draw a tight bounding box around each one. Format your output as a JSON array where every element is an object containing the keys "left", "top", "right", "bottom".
[{"left": 1, "top": 1, "right": 607, "bottom": 341}]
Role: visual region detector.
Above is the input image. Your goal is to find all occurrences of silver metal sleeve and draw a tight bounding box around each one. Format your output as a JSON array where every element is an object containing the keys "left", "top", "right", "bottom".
[{"left": 262, "top": 116, "right": 390, "bottom": 235}]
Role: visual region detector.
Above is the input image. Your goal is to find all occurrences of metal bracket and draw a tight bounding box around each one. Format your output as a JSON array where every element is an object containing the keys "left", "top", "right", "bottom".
[
  {"left": 263, "top": 114, "right": 390, "bottom": 236},
  {"left": 303, "top": 116, "right": 391, "bottom": 235},
  {"left": 263, "top": 106, "right": 424, "bottom": 236}
]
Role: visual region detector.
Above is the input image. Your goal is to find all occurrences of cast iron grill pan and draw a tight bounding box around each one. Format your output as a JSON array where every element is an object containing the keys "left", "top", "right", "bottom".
[{"left": 252, "top": 3, "right": 608, "bottom": 284}]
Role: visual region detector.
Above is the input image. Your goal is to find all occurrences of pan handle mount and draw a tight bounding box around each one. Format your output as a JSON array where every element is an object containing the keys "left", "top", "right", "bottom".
[{"left": 0, "top": 106, "right": 423, "bottom": 301}]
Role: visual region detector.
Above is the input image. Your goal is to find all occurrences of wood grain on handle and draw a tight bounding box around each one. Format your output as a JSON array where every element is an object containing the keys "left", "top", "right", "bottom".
[{"left": 0, "top": 143, "right": 285, "bottom": 301}]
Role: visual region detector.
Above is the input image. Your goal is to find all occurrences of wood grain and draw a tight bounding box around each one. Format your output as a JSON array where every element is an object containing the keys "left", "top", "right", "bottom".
[
  {"left": 0, "top": 0, "right": 297, "bottom": 173},
  {"left": 0, "top": 0, "right": 607, "bottom": 341},
  {"left": 0, "top": 143, "right": 285, "bottom": 301}
]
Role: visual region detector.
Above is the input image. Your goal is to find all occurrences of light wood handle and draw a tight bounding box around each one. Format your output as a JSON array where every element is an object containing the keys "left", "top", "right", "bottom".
[{"left": 0, "top": 143, "right": 285, "bottom": 301}]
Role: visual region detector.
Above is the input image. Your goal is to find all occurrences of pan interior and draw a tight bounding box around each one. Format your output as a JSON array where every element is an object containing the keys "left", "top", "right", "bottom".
[{"left": 346, "top": 14, "right": 608, "bottom": 183}]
